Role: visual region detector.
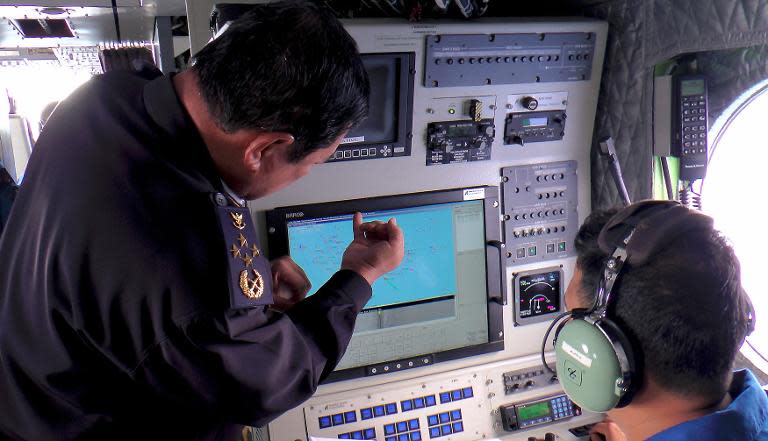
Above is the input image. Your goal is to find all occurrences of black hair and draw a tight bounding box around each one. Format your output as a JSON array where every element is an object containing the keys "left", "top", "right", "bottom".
[
  {"left": 574, "top": 208, "right": 752, "bottom": 402},
  {"left": 192, "top": 0, "right": 369, "bottom": 161}
]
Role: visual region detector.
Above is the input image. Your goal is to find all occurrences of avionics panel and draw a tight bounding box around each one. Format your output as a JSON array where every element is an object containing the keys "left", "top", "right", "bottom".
[
  {"left": 424, "top": 32, "right": 596, "bottom": 87},
  {"left": 266, "top": 187, "right": 504, "bottom": 382},
  {"left": 513, "top": 267, "right": 564, "bottom": 325},
  {"left": 331, "top": 52, "right": 415, "bottom": 162}
]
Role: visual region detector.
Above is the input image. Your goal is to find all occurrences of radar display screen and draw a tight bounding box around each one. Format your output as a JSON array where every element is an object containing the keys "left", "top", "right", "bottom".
[{"left": 515, "top": 268, "right": 562, "bottom": 324}]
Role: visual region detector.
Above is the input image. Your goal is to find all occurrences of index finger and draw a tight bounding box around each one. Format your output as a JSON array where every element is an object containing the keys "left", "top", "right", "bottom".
[
  {"left": 386, "top": 218, "right": 404, "bottom": 248},
  {"left": 352, "top": 212, "right": 364, "bottom": 240}
]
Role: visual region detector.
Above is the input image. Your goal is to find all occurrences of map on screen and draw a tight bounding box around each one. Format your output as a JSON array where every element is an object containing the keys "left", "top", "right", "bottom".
[{"left": 288, "top": 203, "right": 460, "bottom": 309}]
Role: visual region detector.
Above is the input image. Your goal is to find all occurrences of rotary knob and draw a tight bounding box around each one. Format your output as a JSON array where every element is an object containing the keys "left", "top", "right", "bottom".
[{"left": 521, "top": 96, "right": 539, "bottom": 110}]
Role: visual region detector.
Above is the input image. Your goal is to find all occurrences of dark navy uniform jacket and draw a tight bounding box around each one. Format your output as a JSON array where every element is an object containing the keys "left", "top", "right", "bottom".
[{"left": 0, "top": 71, "right": 372, "bottom": 440}]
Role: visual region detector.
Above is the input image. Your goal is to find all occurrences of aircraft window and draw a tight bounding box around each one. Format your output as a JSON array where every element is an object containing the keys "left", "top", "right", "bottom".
[{"left": 702, "top": 80, "right": 768, "bottom": 375}]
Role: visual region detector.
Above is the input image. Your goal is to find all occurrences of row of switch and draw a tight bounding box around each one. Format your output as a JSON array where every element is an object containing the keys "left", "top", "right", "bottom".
[
  {"left": 319, "top": 411, "right": 358, "bottom": 428},
  {"left": 384, "top": 419, "right": 420, "bottom": 435},
  {"left": 385, "top": 431, "right": 422, "bottom": 441},
  {"left": 435, "top": 54, "right": 564, "bottom": 65},
  {"left": 361, "top": 403, "right": 399, "bottom": 420},
  {"left": 511, "top": 226, "right": 567, "bottom": 238},
  {"left": 427, "top": 409, "right": 462, "bottom": 426},
  {"left": 337, "top": 427, "right": 376, "bottom": 439},
  {"left": 429, "top": 422, "right": 464, "bottom": 439},
  {"left": 401, "top": 395, "right": 437, "bottom": 411},
  {"left": 510, "top": 209, "right": 565, "bottom": 221},
  {"left": 535, "top": 173, "right": 566, "bottom": 182},
  {"left": 439, "top": 387, "right": 474, "bottom": 404},
  {"left": 515, "top": 242, "right": 567, "bottom": 259},
  {"left": 683, "top": 115, "right": 706, "bottom": 122},
  {"left": 332, "top": 148, "right": 378, "bottom": 160},
  {"left": 537, "top": 191, "right": 566, "bottom": 200}
]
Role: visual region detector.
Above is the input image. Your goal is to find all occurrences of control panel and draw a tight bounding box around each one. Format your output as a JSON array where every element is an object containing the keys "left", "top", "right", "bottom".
[
  {"left": 427, "top": 119, "right": 496, "bottom": 165},
  {"left": 424, "top": 32, "right": 596, "bottom": 87},
  {"left": 504, "top": 110, "right": 566, "bottom": 146},
  {"left": 501, "top": 161, "right": 578, "bottom": 265},
  {"left": 300, "top": 359, "right": 600, "bottom": 441},
  {"left": 499, "top": 393, "right": 582, "bottom": 432},
  {"left": 672, "top": 75, "right": 708, "bottom": 180},
  {"left": 513, "top": 267, "right": 564, "bottom": 326}
]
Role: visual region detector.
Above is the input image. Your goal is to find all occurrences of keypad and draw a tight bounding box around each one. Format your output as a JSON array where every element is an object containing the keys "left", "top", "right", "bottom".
[{"left": 427, "top": 409, "right": 465, "bottom": 438}]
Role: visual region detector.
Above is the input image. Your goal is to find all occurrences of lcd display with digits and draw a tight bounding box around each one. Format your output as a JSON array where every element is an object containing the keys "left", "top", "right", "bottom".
[
  {"left": 517, "top": 402, "right": 552, "bottom": 422},
  {"left": 681, "top": 79, "right": 705, "bottom": 96},
  {"left": 446, "top": 125, "right": 477, "bottom": 137},
  {"left": 522, "top": 117, "right": 548, "bottom": 127}
]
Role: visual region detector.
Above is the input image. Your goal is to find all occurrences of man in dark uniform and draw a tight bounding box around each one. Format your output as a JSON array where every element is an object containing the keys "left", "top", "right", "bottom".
[{"left": 0, "top": 2, "right": 404, "bottom": 440}]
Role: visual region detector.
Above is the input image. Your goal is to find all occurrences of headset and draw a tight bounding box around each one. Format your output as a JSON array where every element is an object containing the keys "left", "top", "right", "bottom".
[{"left": 540, "top": 200, "right": 755, "bottom": 413}]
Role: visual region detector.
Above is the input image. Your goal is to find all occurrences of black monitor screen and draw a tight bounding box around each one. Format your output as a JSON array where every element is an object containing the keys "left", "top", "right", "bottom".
[{"left": 343, "top": 56, "right": 400, "bottom": 145}]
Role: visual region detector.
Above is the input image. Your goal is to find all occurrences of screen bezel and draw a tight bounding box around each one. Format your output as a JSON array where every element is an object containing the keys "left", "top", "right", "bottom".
[
  {"left": 513, "top": 266, "right": 564, "bottom": 325},
  {"left": 331, "top": 52, "right": 415, "bottom": 162},
  {"left": 265, "top": 187, "right": 505, "bottom": 382}
]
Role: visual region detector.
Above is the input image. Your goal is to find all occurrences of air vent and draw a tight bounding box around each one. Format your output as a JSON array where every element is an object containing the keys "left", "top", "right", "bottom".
[{"left": 11, "top": 19, "right": 75, "bottom": 38}]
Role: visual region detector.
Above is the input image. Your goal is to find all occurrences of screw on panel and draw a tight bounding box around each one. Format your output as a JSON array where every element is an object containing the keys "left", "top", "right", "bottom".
[
  {"left": 488, "top": 34, "right": 495, "bottom": 42},
  {"left": 493, "top": 201, "right": 499, "bottom": 207},
  {"left": 539, "top": 33, "right": 546, "bottom": 41}
]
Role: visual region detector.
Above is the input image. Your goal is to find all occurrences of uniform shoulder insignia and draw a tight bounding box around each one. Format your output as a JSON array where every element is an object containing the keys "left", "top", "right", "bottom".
[{"left": 212, "top": 193, "right": 273, "bottom": 309}]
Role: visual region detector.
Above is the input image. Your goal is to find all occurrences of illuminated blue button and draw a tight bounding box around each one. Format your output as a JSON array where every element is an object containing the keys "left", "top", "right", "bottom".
[
  {"left": 374, "top": 406, "right": 386, "bottom": 417},
  {"left": 450, "top": 410, "right": 462, "bottom": 421},
  {"left": 386, "top": 437, "right": 396, "bottom": 441},
  {"left": 344, "top": 411, "right": 357, "bottom": 423},
  {"left": 398, "top": 434, "right": 409, "bottom": 441},
  {"left": 425, "top": 395, "right": 437, "bottom": 407},
  {"left": 384, "top": 423, "right": 396, "bottom": 435},
  {"left": 411, "top": 431, "right": 422, "bottom": 441},
  {"left": 401, "top": 400, "right": 413, "bottom": 411},
  {"left": 429, "top": 427, "right": 441, "bottom": 438},
  {"left": 409, "top": 419, "right": 420, "bottom": 430},
  {"left": 319, "top": 416, "right": 332, "bottom": 428},
  {"left": 386, "top": 403, "right": 398, "bottom": 415},
  {"left": 440, "top": 424, "right": 452, "bottom": 436},
  {"left": 397, "top": 421, "right": 408, "bottom": 433},
  {"left": 439, "top": 392, "right": 451, "bottom": 403},
  {"left": 332, "top": 414, "right": 345, "bottom": 426},
  {"left": 427, "top": 415, "right": 439, "bottom": 426},
  {"left": 352, "top": 431, "right": 363, "bottom": 440},
  {"left": 439, "top": 413, "right": 450, "bottom": 424},
  {"left": 364, "top": 428, "right": 376, "bottom": 439},
  {"left": 452, "top": 422, "right": 464, "bottom": 433},
  {"left": 361, "top": 408, "right": 373, "bottom": 420},
  {"left": 451, "top": 390, "right": 462, "bottom": 401},
  {"left": 462, "top": 387, "right": 473, "bottom": 398},
  {"left": 339, "top": 433, "right": 351, "bottom": 439},
  {"left": 414, "top": 397, "right": 425, "bottom": 408}
]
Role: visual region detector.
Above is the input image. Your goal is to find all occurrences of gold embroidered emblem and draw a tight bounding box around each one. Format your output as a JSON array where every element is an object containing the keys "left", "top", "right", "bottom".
[
  {"left": 230, "top": 244, "right": 241, "bottom": 258},
  {"left": 229, "top": 211, "right": 246, "bottom": 230},
  {"left": 242, "top": 253, "right": 254, "bottom": 267},
  {"left": 237, "top": 233, "right": 248, "bottom": 248},
  {"left": 239, "top": 269, "right": 264, "bottom": 299},
  {"left": 251, "top": 244, "right": 260, "bottom": 257}
]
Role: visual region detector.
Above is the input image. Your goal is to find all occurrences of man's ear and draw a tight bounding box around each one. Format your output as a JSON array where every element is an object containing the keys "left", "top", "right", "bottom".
[{"left": 243, "top": 132, "right": 295, "bottom": 172}]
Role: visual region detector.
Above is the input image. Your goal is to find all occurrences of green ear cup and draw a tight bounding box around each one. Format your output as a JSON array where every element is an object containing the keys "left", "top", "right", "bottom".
[{"left": 555, "top": 319, "right": 625, "bottom": 412}]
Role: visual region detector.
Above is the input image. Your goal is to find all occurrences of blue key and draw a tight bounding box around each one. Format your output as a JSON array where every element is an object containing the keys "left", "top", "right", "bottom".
[
  {"left": 401, "top": 400, "right": 413, "bottom": 411},
  {"left": 427, "top": 415, "right": 439, "bottom": 426},
  {"left": 386, "top": 403, "right": 398, "bottom": 415},
  {"left": 409, "top": 419, "right": 420, "bottom": 430},
  {"left": 319, "top": 416, "right": 332, "bottom": 428},
  {"left": 364, "top": 428, "right": 376, "bottom": 439},
  {"left": 344, "top": 411, "right": 357, "bottom": 423},
  {"left": 339, "top": 433, "right": 351, "bottom": 439},
  {"left": 332, "top": 414, "right": 345, "bottom": 426},
  {"left": 429, "top": 427, "right": 441, "bottom": 438},
  {"left": 450, "top": 410, "right": 462, "bottom": 421},
  {"left": 386, "top": 437, "right": 396, "bottom": 441},
  {"left": 439, "top": 413, "right": 450, "bottom": 424},
  {"left": 384, "top": 424, "right": 396, "bottom": 435},
  {"left": 425, "top": 395, "right": 437, "bottom": 407},
  {"left": 411, "top": 431, "right": 422, "bottom": 441},
  {"left": 439, "top": 392, "right": 451, "bottom": 403},
  {"left": 398, "top": 434, "right": 409, "bottom": 441},
  {"left": 462, "top": 387, "right": 474, "bottom": 398},
  {"left": 361, "top": 408, "right": 373, "bottom": 420},
  {"left": 352, "top": 431, "right": 364, "bottom": 440},
  {"left": 413, "top": 397, "right": 425, "bottom": 408},
  {"left": 451, "top": 390, "right": 462, "bottom": 401},
  {"left": 452, "top": 422, "right": 464, "bottom": 433},
  {"left": 397, "top": 421, "right": 408, "bottom": 433},
  {"left": 440, "top": 425, "right": 452, "bottom": 436},
  {"left": 374, "top": 406, "right": 386, "bottom": 417}
]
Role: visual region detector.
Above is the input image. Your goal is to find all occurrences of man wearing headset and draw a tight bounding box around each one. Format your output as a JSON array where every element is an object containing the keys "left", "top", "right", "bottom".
[{"left": 555, "top": 202, "right": 767, "bottom": 441}]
